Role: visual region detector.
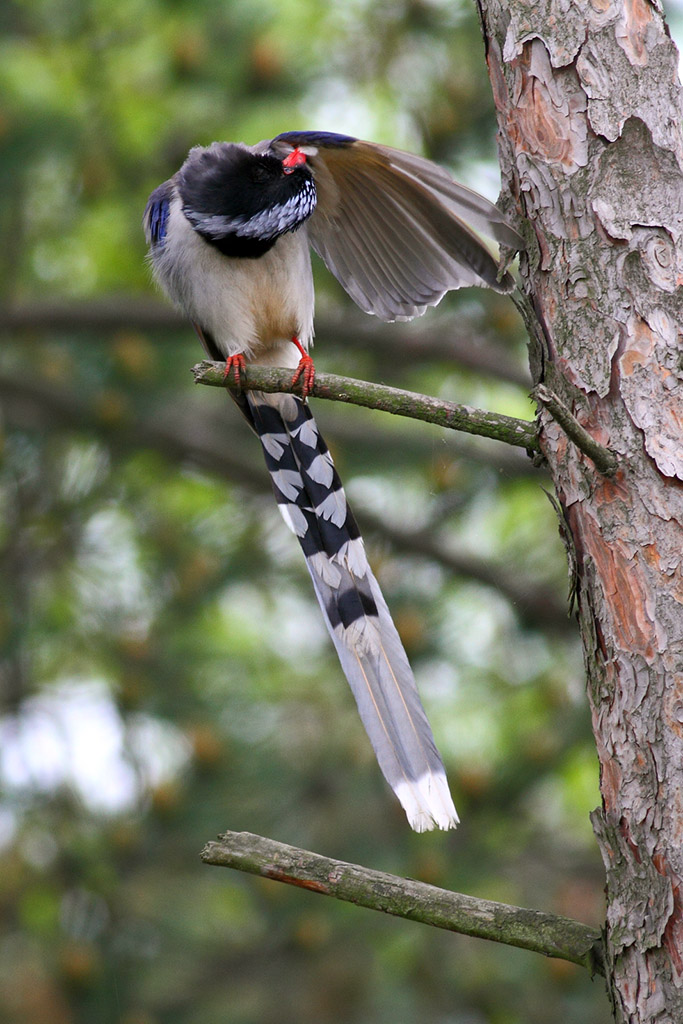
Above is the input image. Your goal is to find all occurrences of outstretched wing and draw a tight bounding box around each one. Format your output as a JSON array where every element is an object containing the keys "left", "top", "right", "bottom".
[{"left": 271, "top": 131, "right": 524, "bottom": 321}]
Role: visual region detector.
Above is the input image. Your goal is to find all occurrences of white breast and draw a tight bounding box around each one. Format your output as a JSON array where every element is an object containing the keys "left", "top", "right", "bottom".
[{"left": 152, "top": 194, "right": 315, "bottom": 364}]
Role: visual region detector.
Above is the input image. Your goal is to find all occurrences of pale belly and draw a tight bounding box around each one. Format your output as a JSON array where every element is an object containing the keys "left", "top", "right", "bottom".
[{"left": 153, "top": 197, "right": 315, "bottom": 363}]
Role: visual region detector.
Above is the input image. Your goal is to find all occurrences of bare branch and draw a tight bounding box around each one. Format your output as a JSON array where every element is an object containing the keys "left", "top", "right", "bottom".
[
  {"left": 201, "top": 830, "right": 604, "bottom": 975},
  {"left": 193, "top": 361, "right": 539, "bottom": 452},
  {"left": 0, "top": 297, "right": 182, "bottom": 332}
]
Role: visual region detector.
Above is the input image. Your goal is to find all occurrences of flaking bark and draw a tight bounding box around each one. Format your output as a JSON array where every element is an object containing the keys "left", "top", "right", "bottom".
[{"left": 477, "top": 0, "right": 683, "bottom": 1019}]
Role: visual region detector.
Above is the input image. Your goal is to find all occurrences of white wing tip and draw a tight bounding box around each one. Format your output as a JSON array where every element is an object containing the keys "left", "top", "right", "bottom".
[{"left": 394, "top": 773, "right": 459, "bottom": 832}]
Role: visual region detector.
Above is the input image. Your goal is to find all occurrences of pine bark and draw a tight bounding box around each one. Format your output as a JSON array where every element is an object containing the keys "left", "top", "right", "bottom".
[{"left": 477, "top": 0, "right": 683, "bottom": 1019}]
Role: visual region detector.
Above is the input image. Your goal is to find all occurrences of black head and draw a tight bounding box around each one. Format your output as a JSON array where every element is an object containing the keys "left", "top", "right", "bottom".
[{"left": 178, "top": 142, "right": 316, "bottom": 259}]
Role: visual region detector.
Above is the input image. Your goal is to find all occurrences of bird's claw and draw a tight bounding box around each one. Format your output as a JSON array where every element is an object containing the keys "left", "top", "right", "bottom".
[
  {"left": 290, "top": 336, "right": 315, "bottom": 397},
  {"left": 223, "top": 353, "right": 246, "bottom": 388},
  {"left": 291, "top": 353, "right": 316, "bottom": 397}
]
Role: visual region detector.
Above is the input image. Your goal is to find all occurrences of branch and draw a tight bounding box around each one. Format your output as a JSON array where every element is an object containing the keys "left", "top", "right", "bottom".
[
  {"left": 201, "top": 830, "right": 604, "bottom": 975},
  {"left": 193, "top": 361, "right": 539, "bottom": 452},
  {"left": 534, "top": 386, "right": 618, "bottom": 476},
  {"left": 0, "top": 297, "right": 181, "bottom": 332}
]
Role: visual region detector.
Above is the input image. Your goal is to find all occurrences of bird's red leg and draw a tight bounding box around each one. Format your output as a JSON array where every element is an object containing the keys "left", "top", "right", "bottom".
[
  {"left": 223, "top": 352, "right": 246, "bottom": 387},
  {"left": 290, "top": 336, "right": 315, "bottom": 397}
]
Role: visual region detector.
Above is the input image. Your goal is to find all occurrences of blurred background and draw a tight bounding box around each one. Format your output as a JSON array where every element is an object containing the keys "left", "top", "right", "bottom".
[{"left": 5, "top": 0, "right": 680, "bottom": 1021}]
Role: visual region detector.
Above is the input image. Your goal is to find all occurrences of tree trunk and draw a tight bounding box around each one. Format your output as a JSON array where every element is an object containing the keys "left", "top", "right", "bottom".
[{"left": 477, "top": 0, "right": 683, "bottom": 1019}]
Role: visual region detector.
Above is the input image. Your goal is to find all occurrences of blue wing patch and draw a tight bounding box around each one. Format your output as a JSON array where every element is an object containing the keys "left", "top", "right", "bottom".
[
  {"left": 143, "top": 183, "right": 172, "bottom": 246},
  {"left": 273, "top": 130, "right": 357, "bottom": 149}
]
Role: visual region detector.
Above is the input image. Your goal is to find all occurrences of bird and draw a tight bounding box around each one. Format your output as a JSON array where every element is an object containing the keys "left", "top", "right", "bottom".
[{"left": 144, "top": 130, "right": 523, "bottom": 831}]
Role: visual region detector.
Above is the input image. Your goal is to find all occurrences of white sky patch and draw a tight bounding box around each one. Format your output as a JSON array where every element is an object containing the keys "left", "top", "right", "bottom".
[
  {"left": 77, "top": 507, "right": 157, "bottom": 636},
  {"left": 301, "top": 78, "right": 418, "bottom": 150},
  {"left": 345, "top": 473, "right": 431, "bottom": 529},
  {"left": 458, "top": 159, "right": 503, "bottom": 204},
  {"left": 59, "top": 440, "right": 109, "bottom": 502},
  {"left": 0, "top": 680, "right": 191, "bottom": 814},
  {"left": 219, "top": 582, "right": 328, "bottom": 661}
]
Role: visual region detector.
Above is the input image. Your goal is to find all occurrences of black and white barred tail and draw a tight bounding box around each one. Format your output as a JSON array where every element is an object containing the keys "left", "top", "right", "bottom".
[{"left": 243, "top": 389, "right": 458, "bottom": 832}]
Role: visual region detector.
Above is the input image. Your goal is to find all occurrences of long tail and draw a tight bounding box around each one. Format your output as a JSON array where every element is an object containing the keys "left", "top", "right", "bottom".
[{"left": 241, "top": 388, "right": 458, "bottom": 832}]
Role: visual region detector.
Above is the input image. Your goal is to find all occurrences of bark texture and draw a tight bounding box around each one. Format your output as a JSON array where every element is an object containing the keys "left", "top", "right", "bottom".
[{"left": 477, "top": 0, "right": 683, "bottom": 1020}]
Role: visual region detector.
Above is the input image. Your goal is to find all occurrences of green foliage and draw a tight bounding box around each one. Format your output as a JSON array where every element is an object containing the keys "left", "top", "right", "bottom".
[{"left": 0, "top": 0, "right": 610, "bottom": 1021}]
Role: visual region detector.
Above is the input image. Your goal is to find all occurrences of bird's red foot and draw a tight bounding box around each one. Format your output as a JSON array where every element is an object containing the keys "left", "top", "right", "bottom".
[
  {"left": 223, "top": 353, "right": 246, "bottom": 387},
  {"left": 291, "top": 354, "right": 316, "bottom": 396},
  {"left": 290, "top": 337, "right": 315, "bottom": 397}
]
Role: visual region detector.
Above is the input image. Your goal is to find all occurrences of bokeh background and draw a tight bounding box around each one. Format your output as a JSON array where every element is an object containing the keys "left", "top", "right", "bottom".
[{"left": 4, "top": 0, "right": 680, "bottom": 1021}]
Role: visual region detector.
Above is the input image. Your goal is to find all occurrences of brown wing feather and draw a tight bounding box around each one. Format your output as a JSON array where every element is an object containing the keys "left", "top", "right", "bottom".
[
  {"left": 295, "top": 139, "right": 522, "bottom": 320},
  {"left": 372, "top": 143, "right": 524, "bottom": 249}
]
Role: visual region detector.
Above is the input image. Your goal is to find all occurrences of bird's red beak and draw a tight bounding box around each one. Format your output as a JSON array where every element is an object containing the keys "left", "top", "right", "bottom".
[{"left": 282, "top": 148, "right": 307, "bottom": 174}]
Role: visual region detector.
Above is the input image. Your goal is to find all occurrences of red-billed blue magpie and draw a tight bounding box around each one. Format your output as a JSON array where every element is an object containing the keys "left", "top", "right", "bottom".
[{"left": 144, "top": 130, "right": 523, "bottom": 831}]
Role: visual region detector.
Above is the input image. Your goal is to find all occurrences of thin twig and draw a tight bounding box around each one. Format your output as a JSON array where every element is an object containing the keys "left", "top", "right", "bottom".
[
  {"left": 534, "top": 385, "right": 618, "bottom": 476},
  {"left": 201, "top": 830, "right": 604, "bottom": 975},
  {"left": 193, "top": 361, "right": 539, "bottom": 452}
]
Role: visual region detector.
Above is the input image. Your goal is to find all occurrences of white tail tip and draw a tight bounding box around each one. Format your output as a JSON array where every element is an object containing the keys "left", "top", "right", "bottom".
[{"left": 394, "top": 773, "right": 459, "bottom": 832}]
